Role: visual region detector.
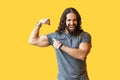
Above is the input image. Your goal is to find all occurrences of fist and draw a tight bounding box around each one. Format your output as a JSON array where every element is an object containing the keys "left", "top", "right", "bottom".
[
  {"left": 36, "top": 18, "right": 50, "bottom": 27},
  {"left": 40, "top": 18, "right": 50, "bottom": 25},
  {"left": 53, "top": 39, "right": 62, "bottom": 49}
]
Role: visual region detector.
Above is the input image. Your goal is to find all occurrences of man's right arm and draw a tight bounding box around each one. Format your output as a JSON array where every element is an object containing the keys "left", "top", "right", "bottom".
[{"left": 28, "top": 18, "right": 50, "bottom": 47}]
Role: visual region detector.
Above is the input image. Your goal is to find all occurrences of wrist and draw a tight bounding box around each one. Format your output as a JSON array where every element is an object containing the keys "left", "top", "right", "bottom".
[
  {"left": 36, "top": 22, "right": 42, "bottom": 27},
  {"left": 59, "top": 44, "right": 63, "bottom": 50}
]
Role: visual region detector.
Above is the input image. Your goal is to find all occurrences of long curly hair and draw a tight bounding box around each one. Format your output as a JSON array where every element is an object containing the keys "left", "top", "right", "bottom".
[{"left": 56, "top": 7, "right": 83, "bottom": 36}]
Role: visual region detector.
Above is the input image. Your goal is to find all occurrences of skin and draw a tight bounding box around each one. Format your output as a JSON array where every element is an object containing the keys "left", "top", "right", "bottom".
[
  {"left": 28, "top": 13, "right": 91, "bottom": 60},
  {"left": 66, "top": 13, "right": 77, "bottom": 33}
]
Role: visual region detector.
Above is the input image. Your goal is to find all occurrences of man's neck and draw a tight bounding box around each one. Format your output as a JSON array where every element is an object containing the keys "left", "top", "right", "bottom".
[{"left": 64, "top": 28, "right": 69, "bottom": 34}]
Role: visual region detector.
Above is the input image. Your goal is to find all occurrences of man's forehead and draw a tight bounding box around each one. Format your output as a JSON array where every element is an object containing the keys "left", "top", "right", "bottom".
[{"left": 66, "top": 13, "right": 77, "bottom": 19}]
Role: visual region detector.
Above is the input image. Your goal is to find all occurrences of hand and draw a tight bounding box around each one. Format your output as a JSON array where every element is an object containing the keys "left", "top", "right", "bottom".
[
  {"left": 53, "top": 39, "right": 62, "bottom": 49},
  {"left": 36, "top": 18, "right": 50, "bottom": 27}
]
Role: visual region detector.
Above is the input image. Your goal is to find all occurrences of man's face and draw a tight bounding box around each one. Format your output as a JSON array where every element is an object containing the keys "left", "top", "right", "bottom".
[{"left": 66, "top": 13, "right": 77, "bottom": 32}]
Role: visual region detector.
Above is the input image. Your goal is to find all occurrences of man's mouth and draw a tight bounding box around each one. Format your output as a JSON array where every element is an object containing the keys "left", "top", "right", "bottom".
[{"left": 69, "top": 26, "right": 75, "bottom": 29}]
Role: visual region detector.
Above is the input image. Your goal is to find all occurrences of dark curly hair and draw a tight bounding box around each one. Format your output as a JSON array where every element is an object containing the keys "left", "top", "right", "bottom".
[{"left": 56, "top": 7, "right": 83, "bottom": 36}]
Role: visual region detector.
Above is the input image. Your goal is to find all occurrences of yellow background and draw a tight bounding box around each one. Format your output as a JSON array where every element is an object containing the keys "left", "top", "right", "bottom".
[{"left": 0, "top": 0, "right": 120, "bottom": 80}]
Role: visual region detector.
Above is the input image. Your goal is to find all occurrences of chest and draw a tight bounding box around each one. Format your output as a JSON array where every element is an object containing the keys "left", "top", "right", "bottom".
[{"left": 54, "top": 34, "right": 82, "bottom": 48}]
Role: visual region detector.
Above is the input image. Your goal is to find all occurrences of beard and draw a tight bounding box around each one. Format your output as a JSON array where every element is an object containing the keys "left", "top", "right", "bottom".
[{"left": 66, "top": 24, "right": 77, "bottom": 36}]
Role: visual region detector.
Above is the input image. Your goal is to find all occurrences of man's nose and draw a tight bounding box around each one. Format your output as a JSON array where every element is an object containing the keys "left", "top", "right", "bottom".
[{"left": 70, "top": 21, "right": 74, "bottom": 25}]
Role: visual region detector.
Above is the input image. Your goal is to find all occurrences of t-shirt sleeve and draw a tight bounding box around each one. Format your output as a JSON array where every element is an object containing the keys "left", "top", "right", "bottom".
[
  {"left": 47, "top": 33, "right": 54, "bottom": 45},
  {"left": 81, "top": 32, "right": 92, "bottom": 46}
]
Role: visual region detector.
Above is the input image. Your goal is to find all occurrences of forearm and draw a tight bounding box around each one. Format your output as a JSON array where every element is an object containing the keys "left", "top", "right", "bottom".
[
  {"left": 28, "top": 23, "right": 42, "bottom": 44},
  {"left": 60, "top": 45, "right": 87, "bottom": 60}
]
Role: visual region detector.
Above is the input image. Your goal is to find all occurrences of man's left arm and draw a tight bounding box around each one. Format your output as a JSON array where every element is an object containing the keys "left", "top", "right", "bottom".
[
  {"left": 60, "top": 42, "right": 91, "bottom": 60},
  {"left": 53, "top": 39, "right": 91, "bottom": 60}
]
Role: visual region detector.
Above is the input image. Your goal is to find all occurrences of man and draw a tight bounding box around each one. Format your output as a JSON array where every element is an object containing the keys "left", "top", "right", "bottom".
[{"left": 28, "top": 7, "right": 92, "bottom": 80}]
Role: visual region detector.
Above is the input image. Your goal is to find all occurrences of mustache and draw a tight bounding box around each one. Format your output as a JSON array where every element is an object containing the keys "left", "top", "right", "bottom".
[{"left": 68, "top": 24, "right": 76, "bottom": 26}]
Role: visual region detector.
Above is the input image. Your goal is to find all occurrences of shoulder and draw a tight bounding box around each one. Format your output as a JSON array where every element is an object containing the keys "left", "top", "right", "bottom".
[
  {"left": 80, "top": 31, "right": 92, "bottom": 45},
  {"left": 77, "top": 31, "right": 91, "bottom": 39},
  {"left": 47, "top": 32, "right": 56, "bottom": 37},
  {"left": 47, "top": 32, "right": 65, "bottom": 38},
  {"left": 47, "top": 32, "right": 59, "bottom": 39},
  {"left": 80, "top": 31, "right": 91, "bottom": 39},
  {"left": 81, "top": 32, "right": 91, "bottom": 36}
]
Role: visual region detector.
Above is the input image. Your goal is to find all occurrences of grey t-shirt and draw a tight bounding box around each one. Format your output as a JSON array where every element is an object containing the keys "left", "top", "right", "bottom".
[{"left": 47, "top": 32, "right": 91, "bottom": 80}]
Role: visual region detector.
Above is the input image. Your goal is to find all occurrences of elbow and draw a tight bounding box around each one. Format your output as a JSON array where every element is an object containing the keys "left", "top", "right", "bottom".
[
  {"left": 28, "top": 41, "right": 33, "bottom": 45},
  {"left": 28, "top": 40, "right": 35, "bottom": 45},
  {"left": 78, "top": 53, "right": 88, "bottom": 60},
  {"left": 28, "top": 41, "right": 32, "bottom": 44},
  {"left": 79, "top": 51, "right": 90, "bottom": 60},
  {"left": 79, "top": 56, "right": 86, "bottom": 60}
]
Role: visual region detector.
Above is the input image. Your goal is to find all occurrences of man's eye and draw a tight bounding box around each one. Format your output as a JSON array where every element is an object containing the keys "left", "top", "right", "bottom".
[
  {"left": 67, "top": 19, "right": 71, "bottom": 21},
  {"left": 73, "top": 19, "right": 77, "bottom": 21}
]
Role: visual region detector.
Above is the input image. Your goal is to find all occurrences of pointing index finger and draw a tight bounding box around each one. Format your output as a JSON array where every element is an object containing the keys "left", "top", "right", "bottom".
[{"left": 52, "top": 39, "right": 56, "bottom": 41}]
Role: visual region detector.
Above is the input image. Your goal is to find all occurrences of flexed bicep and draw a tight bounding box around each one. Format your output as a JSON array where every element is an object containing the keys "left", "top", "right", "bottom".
[
  {"left": 28, "top": 18, "right": 51, "bottom": 47},
  {"left": 36, "top": 34, "right": 50, "bottom": 47}
]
